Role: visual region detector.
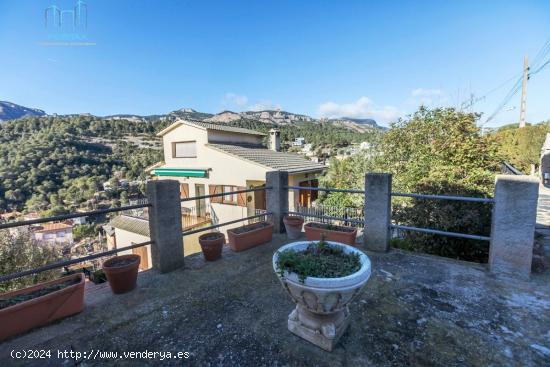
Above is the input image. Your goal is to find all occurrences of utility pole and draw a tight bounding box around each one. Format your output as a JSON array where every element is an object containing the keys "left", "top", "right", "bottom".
[{"left": 519, "top": 56, "right": 529, "bottom": 128}]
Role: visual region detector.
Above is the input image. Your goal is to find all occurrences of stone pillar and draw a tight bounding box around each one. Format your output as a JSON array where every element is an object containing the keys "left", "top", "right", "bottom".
[
  {"left": 489, "top": 175, "right": 539, "bottom": 279},
  {"left": 364, "top": 173, "right": 392, "bottom": 252},
  {"left": 266, "top": 171, "right": 289, "bottom": 233},
  {"left": 146, "top": 180, "right": 185, "bottom": 273}
]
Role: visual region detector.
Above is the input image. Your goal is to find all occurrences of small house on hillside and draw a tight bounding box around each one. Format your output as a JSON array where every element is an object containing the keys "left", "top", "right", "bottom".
[
  {"left": 30, "top": 222, "right": 74, "bottom": 247},
  {"left": 109, "top": 119, "right": 326, "bottom": 269},
  {"left": 152, "top": 120, "right": 325, "bottom": 215}
]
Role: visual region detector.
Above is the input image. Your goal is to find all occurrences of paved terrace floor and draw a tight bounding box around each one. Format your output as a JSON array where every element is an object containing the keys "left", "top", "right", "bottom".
[{"left": 1, "top": 234, "right": 549, "bottom": 367}]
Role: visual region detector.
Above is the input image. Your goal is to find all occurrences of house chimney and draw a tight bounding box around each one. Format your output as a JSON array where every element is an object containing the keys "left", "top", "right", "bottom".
[{"left": 269, "top": 128, "right": 281, "bottom": 151}]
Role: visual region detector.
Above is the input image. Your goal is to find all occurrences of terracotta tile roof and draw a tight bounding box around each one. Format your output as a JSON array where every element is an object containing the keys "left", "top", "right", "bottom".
[
  {"left": 157, "top": 119, "right": 266, "bottom": 137},
  {"left": 33, "top": 222, "right": 73, "bottom": 233},
  {"left": 206, "top": 143, "right": 326, "bottom": 174}
]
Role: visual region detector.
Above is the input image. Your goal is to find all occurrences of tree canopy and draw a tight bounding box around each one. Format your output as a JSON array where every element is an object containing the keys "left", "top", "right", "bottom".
[
  {"left": 0, "top": 115, "right": 163, "bottom": 211},
  {"left": 492, "top": 121, "right": 550, "bottom": 173},
  {"left": 321, "top": 107, "right": 502, "bottom": 262}
]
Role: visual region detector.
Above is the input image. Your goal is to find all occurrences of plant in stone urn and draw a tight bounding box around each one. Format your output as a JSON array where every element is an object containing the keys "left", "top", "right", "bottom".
[{"left": 272, "top": 236, "right": 371, "bottom": 351}]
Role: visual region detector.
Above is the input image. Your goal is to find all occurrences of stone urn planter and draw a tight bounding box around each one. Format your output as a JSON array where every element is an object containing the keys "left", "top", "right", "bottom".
[
  {"left": 273, "top": 241, "right": 371, "bottom": 351},
  {"left": 103, "top": 254, "right": 140, "bottom": 294},
  {"left": 227, "top": 221, "right": 273, "bottom": 252},
  {"left": 0, "top": 273, "right": 85, "bottom": 341},
  {"left": 283, "top": 215, "right": 304, "bottom": 239},
  {"left": 304, "top": 222, "right": 357, "bottom": 246},
  {"left": 199, "top": 232, "right": 225, "bottom": 261}
]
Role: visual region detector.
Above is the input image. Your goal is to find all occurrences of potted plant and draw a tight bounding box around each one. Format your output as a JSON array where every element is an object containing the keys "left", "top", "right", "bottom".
[
  {"left": 0, "top": 273, "right": 85, "bottom": 341},
  {"left": 304, "top": 222, "right": 357, "bottom": 246},
  {"left": 198, "top": 232, "right": 225, "bottom": 261},
  {"left": 227, "top": 221, "right": 273, "bottom": 252},
  {"left": 283, "top": 215, "right": 304, "bottom": 239},
  {"left": 273, "top": 238, "right": 371, "bottom": 351},
  {"left": 102, "top": 254, "right": 140, "bottom": 294},
  {"left": 90, "top": 269, "right": 107, "bottom": 284}
]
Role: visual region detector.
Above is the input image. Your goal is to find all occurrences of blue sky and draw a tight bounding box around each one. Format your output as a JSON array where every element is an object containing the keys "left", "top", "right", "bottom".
[{"left": 0, "top": 0, "right": 549, "bottom": 127}]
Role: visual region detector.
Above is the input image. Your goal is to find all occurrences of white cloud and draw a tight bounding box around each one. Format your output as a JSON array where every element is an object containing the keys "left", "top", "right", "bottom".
[
  {"left": 409, "top": 88, "right": 447, "bottom": 107},
  {"left": 318, "top": 96, "right": 401, "bottom": 124},
  {"left": 248, "top": 101, "right": 282, "bottom": 111},
  {"left": 221, "top": 93, "right": 282, "bottom": 112},
  {"left": 222, "top": 93, "right": 248, "bottom": 108}
]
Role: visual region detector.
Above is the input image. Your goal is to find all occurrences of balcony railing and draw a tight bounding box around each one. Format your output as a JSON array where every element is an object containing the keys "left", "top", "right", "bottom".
[
  {"left": 294, "top": 204, "right": 364, "bottom": 228},
  {"left": 0, "top": 186, "right": 271, "bottom": 283},
  {"left": 0, "top": 170, "right": 539, "bottom": 284}
]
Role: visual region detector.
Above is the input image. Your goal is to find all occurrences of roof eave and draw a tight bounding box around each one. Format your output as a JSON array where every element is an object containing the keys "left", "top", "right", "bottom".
[
  {"left": 156, "top": 121, "right": 182, "bottom": 136},
  {"left": 284, "top": 167, "right": 327, "bottom": 174}
]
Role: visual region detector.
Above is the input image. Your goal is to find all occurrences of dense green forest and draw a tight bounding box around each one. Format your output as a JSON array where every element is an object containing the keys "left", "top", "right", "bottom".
[
  {"left": 0, "top": 116, "right": 165, "bottom": 212},
  {"left": 0, "top": 115, "right": 378, "bottom": 213},
  {"left": 226, "top": 119, "right": 382, "bottom": 148}
]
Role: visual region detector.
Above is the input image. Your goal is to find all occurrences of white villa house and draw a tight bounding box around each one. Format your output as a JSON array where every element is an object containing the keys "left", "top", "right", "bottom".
[{"left": 109, "top": 120, "right": 325, "bottom": 269}]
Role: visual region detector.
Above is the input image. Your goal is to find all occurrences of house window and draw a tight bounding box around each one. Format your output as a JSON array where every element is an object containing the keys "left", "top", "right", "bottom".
[
  {"left": 57, "top": 231, "right": 66, "bottom": 238},
  {"left": 44, "top": 233, "right": 55, "bottom": 240},
  {"left": 209, "top": 185, "right": 247, "bottom": 206},
  {"left": 180, "top": 183, "right": 189, "bottom": 199},
  {"left": 172, "top": 141, "right": 197, "bottom": 158},
  {"left": 223, "top": 185, "right": 235, "bottom": 204}
]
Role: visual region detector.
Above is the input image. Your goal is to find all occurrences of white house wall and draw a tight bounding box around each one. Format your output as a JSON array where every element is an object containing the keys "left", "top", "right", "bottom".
[
  {"left": 113, "top": 228, "right": 152, "bottom": 269},
  {"left": 160, "top": 123, "right": 322, "bottom": 235}
]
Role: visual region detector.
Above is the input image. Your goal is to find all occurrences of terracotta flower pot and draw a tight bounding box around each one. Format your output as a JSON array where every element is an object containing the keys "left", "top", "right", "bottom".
[
  {"left": 199, "top": 232, "right": 225, "bottom": 261},
  {"left": 103, "top": 254, "right": 140, "bottom": 294},
  {"left": 283, "top": 215, "right": 304, "bottom": 239},
  {"left": 227, "top": 221, "right": 273, "bottom": 252},
  {"left": 304, "top": 222, "right": 357, "bottom": 246},
  {"left": 0, "top": 273, "right": 85, "bottom": 341}
]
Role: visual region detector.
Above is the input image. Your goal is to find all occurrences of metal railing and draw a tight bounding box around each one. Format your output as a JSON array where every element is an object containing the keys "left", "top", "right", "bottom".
[
  {"left": 180, "top": 186, "right": 270, "bottom": 203},
  {"left": 286, "top": 185, "right": 493, "bottom": 241},
  {"left": 0, "top": 202, "right": 150, "bottom": 230},
  {"left": 286, "top": 185, "right": 363, "bottom": 194},
  {"left": 293, "top": 204, "right": 364, "bottom": 227},
  {"left": 0, "top": 240, "right": 152, "bottom": 283},
  {"left": 123, "top": 201, "right": 213, "bottom": 228},
  {"left": 0, "top": 201, "right": 153, "bottom": 283},
  {"left": 182, "top": 212, "right": 272, "bottom": 236},
  {"left": 501, "top": 161, "right": 524, "bottom": 175},
  {"left": 285, "top": 185, "right": 365, "bottom": 226},
  {"left": 391, "top": 192, "right": 494, "bottom": 203},
  {"left": 1, "top": 186, "right": 275, "bottom": 284},
  {"left": 1, "top": 181, "right": 495, "bottom": 284},
  {"left": 390, "top": 191, "right": 493, "bottom": 241},
  {"left": 180, "top": 186, "right": 273, "bottom": 236},
  {"left": 182, "top": 204, "right": 212, "bottom": 228}
]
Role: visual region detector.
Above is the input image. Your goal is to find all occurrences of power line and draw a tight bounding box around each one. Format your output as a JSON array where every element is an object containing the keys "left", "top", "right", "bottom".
[
  {"left": 530, "top": 58, "right": 550, "bottom": 76},
  {"left": 483, "top": 76, "right": 523, "bottom": 125},
  {"left": 483, "top": 37, "right": 550, "bottom": 126},
  {"left": 460, "top": 73, "right": 521, "bottom": 110},
  {"left": 531, "top": 37, "right": 550, "bottom": 70}
]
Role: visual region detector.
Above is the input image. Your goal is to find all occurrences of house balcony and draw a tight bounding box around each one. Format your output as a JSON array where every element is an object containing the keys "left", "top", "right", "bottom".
[
  {"left": 0, "top": 233, "right": 548, "bottom": 366},
  {"left": 122, "top": 202, "right": 212, "bottom": 231}
]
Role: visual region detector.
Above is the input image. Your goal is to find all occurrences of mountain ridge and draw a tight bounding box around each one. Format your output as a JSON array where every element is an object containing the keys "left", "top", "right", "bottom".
[
  {"left": 0, "top": 101, "right": 46, "bottom": 121},
  {"left": 0, "top": 101, "right": 383, "bottom": 130}
]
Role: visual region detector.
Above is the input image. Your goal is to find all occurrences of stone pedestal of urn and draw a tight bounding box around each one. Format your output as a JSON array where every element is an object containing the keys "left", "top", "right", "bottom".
[{"left": 273, "top": 241, "right": 371, "bottom": 351}]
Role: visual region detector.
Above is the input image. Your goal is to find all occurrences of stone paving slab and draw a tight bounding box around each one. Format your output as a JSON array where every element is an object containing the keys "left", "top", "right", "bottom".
[{"left": 0, "top": 234, "right": 549, "bottom": 366}]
